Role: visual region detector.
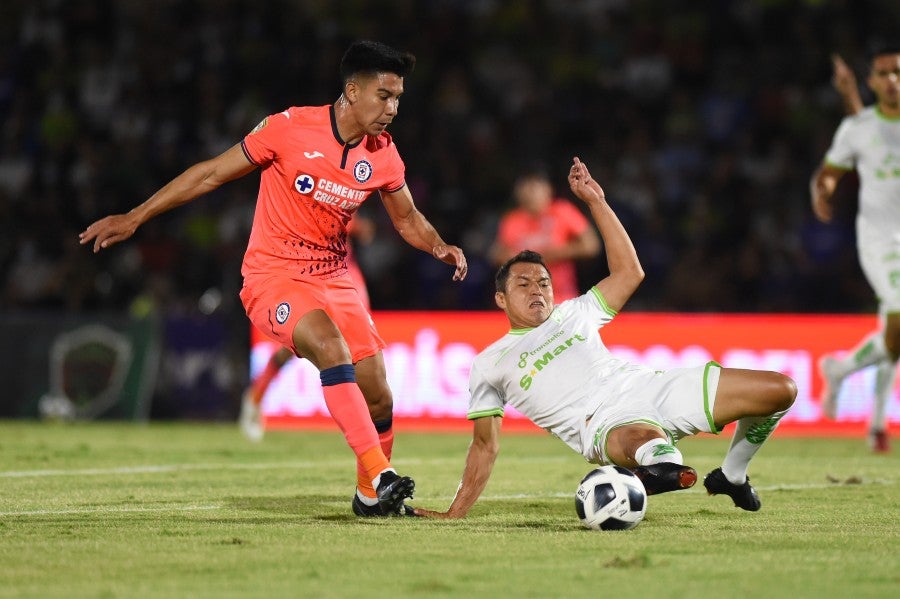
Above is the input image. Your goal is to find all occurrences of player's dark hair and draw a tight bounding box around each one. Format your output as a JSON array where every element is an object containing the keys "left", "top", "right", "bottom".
[
  {"left": 340, "top": 40, "right": 416, "bottom": 82},
  {"left": 867, "top": 39, "right": 900, "bottom": 65},
  {"left": 515, "top": 160, "right": 551, "bottom": 184},
  {"left": 495, "top": 250, "right": 551, "bottom": 293}
]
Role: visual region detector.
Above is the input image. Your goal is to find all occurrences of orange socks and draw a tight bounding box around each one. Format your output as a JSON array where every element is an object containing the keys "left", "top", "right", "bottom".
[
  {"left": 320, "top": 365, "right": 389, "bottom": 483},
  {"left": 357, "top": 423, "right": 394, "bottom": 498}
]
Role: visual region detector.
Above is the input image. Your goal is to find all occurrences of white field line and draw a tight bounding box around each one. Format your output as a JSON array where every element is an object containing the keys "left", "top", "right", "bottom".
[{"left": 0, "top": 504, "right": 223, "bottom": 517}]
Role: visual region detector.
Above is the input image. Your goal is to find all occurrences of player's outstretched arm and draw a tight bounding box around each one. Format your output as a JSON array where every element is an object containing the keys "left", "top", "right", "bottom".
[
  {"left": 831, "top": 54, "right": 864, "bottom": 116},
  {"left": 567, "top": 157, "right": 643, "bottom": 313},
  {"left": 380, "top": 186, "right": 468, "bottom": 281},
  {"left": 414, "top": 416, "right": 501, "bottom": 519},
  {"left": 79, "top": 144, "right": 256, "bottom": 253}
]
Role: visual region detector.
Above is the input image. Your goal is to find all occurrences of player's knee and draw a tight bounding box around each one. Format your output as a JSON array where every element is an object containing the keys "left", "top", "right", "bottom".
[
  {"left": 307, "top": 337, "right": 353, "bottom": 369},
  {"left": 769, "top": 373, "right": 797, "bottom": 413}
]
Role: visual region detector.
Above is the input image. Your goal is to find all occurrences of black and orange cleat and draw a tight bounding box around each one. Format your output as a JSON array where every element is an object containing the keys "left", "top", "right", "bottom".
[{"left": 631, "top": 462, "right": 697, "bottom": 495}]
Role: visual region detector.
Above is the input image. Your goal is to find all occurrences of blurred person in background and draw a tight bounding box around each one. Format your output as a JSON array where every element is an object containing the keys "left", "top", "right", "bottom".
[
  {"left": 490, "top": 163, "right": 600, "bottom": 302},
  {"left": 80, "top": 40, "right": 468, "bottom": 516},
  {"left": 811, "top": 43, "right": 900, "bottom": 453}
]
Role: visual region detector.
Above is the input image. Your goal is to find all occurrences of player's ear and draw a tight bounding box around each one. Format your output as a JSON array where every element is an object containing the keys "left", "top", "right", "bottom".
[
  {"left": 345, "top": 79, "right": 359, "bottom": 103},
  {"left": 495, "top": 291, "right": 506, "bottom": 310}
]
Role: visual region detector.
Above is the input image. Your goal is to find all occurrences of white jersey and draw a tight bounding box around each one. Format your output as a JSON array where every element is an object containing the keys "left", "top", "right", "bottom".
[
  {"left": 824, "top": 106, "right": 900, "bottom": 246},
  {"left": 467, "top": 288, "right": 653, "bottom": 456}
]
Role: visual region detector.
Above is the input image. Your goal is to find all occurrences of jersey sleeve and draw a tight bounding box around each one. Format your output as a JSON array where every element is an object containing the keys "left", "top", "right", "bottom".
[
  {"left": 824, "top": 116, "right": 857, "bottom": 170},
  {"left": 241, "top": 110, "right": 292, "bottom": 166},
  {"left": 379, "top": 139, "right": 407, "bottom": 193},
  {"left": 560, "top": 287, "right": 617, "bottom": 330},
  {"left": 467, "top": 359, "right": 505, "bottom": 420}
]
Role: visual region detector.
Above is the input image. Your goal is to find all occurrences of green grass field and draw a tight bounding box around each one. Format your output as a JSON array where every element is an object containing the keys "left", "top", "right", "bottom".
[{"left": 0, "top": 421, "right": 896, "bottom": 598}]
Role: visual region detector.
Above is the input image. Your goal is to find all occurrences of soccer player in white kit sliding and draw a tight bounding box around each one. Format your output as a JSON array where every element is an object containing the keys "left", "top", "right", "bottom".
[
  {"left": 812, "top": 43, "right": 900, "bottom": 453},
  {"left": 412, "top": 157, "right": 797, "bottom": 519}
]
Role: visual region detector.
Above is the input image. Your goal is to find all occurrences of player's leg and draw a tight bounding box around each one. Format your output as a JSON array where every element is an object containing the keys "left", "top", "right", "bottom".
[
  {"left": 703, "top": 368, "right": 797, "bottom": 511},
  {"left": 292, "top": 309, "right": 413, "bottom": 515},
  {"left": 352, "top": 352, "right": 413, "bottom": 515},
  {"left": 870, "top": 312, "right": 900, "bottom": 452},
  {"left": 604, "top": 423, "right": 696, "bottom": 495},
  {"left": 819, "top": 329, "right": 890, "bottom": 418},
  {"left": 240, "top": 346, "right": 293, "bottom": 441}
]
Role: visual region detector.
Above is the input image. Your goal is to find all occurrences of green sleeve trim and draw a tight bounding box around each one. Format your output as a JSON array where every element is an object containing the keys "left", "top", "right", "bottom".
[
  {"left": 703, "top": 361, "right": 723, "bottom": 434},
  {"left": 467, "top": 408, "right": 504, "bottom": 420},
  {"left": 589, "top": 287, "right": 618, "bottom": 317},
  {"left": 876, "top": 106, "right": 900, "bottom": 122},
  {"left": 824, "top": 159, "right": 853, "bottom": 172}
]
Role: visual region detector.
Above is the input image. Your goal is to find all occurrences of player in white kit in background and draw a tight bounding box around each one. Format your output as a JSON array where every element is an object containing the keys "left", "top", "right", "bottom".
[{"left": 811, "top": 42, "right": 900, "bottom": 453}]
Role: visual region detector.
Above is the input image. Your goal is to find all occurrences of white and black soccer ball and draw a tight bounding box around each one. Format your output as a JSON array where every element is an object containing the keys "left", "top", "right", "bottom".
[{"left": 575, "top": 465, "right": 647, "bottom": 531}]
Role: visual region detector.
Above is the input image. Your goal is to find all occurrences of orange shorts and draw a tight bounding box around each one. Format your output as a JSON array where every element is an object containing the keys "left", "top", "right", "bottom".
[{"left": 240, "top": 272, "right": 384, "bottom": 363}]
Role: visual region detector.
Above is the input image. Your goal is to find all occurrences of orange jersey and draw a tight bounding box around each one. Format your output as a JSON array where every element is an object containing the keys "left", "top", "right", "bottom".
[
  {"left": 497, "top": 199, "right": 591, "bottom": 301},
  {"left": 240, "top": 105, "right": 405, "bottom": 280}
]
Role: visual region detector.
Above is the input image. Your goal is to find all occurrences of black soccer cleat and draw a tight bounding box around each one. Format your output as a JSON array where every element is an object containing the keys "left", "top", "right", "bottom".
[
  {"left": 703, "top": 467, "right": 761, "bottom": 512},
  {"left": 630, "top": 462, "right": 697, "bottom": 495},
  {"left": 375, "top": 471, "right": 416, "bottom": 516},
  {"left": 351, "top": 493, "right": 418, "bottom": 517}
]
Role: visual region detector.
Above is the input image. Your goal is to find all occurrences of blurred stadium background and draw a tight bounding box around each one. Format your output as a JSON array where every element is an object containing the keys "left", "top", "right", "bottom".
[{"left": 1, "top": 0, "right": 898, "bottom": 425}]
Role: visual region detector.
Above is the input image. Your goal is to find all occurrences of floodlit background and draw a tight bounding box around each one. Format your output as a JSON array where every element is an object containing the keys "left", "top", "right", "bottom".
[{"left": 1, "top": 0, "right": 898, "bottom": 423}]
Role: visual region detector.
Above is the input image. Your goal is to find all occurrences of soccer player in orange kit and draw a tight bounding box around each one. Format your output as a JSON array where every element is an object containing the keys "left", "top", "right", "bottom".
[{"left": 80, "top": 40, "right": 468, "bottom": 516}]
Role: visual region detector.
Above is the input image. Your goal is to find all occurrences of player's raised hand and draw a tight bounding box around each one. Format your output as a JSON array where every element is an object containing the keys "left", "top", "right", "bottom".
[
  {"left": 831, "top": 54, "right": 857, "bottom": 96},
  {"left": 79, "top": 213, "right": 141, "bottom": 253},
  {"left": 568, "top": 157, "right": 605, "bottom": 204},
  {"left": 432, "top": 243, "right": 468, "bottom": 281}
]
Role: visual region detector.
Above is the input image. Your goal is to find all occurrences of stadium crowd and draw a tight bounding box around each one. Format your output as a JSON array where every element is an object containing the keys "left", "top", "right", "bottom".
[{"left": 1, "top": 0, "right": 895, "bottom": 321}]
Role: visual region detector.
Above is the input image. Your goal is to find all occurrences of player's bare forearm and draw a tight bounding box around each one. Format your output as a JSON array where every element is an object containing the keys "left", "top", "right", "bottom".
[
  {"left": 831, "top": 54, "right": 864, "bottom": 115},
  {"left": 810, "top": 165, "right": 842, "bottom": 223},
  {"left": 568, "top": 157, "right": 643, "bottom": 311},
  {"left": 381, "top": 187, "right": 468, "bottom": 280},
  {"left": 79, "top": 144, "right": 254, "bottom": 253},
  {"left": 414, "top": 417, "right": 500, "bottom": 519}
]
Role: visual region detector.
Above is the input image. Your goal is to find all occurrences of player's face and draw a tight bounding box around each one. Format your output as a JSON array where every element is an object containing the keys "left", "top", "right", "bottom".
[
  {"left": 868, "top": 53, "right": 900, "bottom": 110},
  {"left": 347, "top": 73, "right": 404, "bottom": 137},
  {"left": 496, "top": 262, "right": 554, "bottom": 328}
]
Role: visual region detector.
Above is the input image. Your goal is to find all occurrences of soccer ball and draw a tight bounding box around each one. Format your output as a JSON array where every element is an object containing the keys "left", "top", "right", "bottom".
[{"left": 575, "top": 465, "right": 647, "bottom": 531}]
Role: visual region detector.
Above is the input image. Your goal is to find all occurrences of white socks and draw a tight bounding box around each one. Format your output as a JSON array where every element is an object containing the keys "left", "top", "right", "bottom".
[
  {"left": 635, "top": 438, "right": 683, "bottom": 466},
  {"left": 721, "top": 410, "right": 787, "bottom": 485},
  {"left": 873, "top": 360, "right": 896, "bottom": 431},
  {"left": 831, "top": 332, "right": 890, "bottom": 380}
]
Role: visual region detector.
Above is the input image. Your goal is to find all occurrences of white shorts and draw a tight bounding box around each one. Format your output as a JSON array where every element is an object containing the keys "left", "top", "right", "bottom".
[
  {"left": 582, "top": 362, "right": 722, "bottom": 465},
  {"left": 859, "top": 237, "right": 900, "bottom": 315}
]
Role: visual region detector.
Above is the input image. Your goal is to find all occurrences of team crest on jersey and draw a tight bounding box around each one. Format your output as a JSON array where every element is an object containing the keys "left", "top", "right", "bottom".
[
  {"left": 294, "top": 174, "right": 316, "bottom": 195},
  {"left": 353, "top": 159, "right": 373, "bottom": 183},
  {"left": 275, "top": 302, "right": 291, "bottom": 324}
]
